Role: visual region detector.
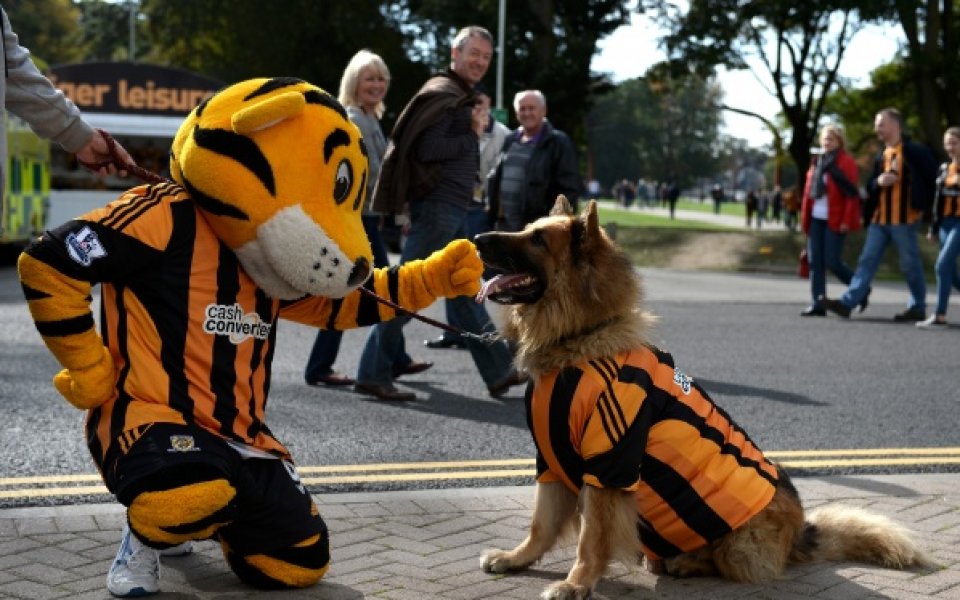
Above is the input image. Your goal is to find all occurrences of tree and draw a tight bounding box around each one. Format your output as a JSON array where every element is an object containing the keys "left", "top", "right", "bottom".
[
  {"left": 4, "top": 0, "right": 85, "bottom": 67},
  {"left": 139, "top": 0, "right": 429, "bottom": 125},
  {"left": 400, "top": 0, "right": 634, "bottom": 145},
  {"left": 585, "top": 79, "right": 648, "bottom": 189},
  {"left": 586, "top": 65, "right": 723, "bottom": 190},
  {"left": 824, "top": 61, "right": 916, "bottom": 153},
  {"left": 881, "top": 1, "right": 960, "bottom": 154},
  {"left": 642, "top": 0, "right": 874, "bottom": 199},
  {"left": 19, "top": 0, "right": 636, "bottom": 162},
  {"left": 75, "top": 0, "right": 152, "bottom": 62}
]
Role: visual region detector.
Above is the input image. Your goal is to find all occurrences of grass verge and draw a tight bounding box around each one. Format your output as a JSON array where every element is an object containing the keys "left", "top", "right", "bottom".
[{"left": 597, "top": 207, "right": 942, "bottom": 282}]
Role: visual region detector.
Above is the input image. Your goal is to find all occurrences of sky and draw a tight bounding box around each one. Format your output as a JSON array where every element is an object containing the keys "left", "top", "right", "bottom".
[{"left": 591, "top": 10, "right": 903, "bottom": 148}]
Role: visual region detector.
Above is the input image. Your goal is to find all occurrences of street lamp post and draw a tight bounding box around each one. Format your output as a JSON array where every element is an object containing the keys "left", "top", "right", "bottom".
[
  {"left": 496, "top": 0, "right": 505, "bottom": 111},
  {"left": 128, "top": 1, "right": 138, "bottom": 62}
]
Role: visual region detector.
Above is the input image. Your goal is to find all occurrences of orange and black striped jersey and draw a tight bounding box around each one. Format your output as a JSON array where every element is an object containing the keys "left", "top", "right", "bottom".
[
  {"left": 527, "top": 345, "right": 778, "bottom": 560},
  {"left": 19, "top": 183, "right": 410, "bottom": 468},
  {"left": 874, "top": 144, "right": 923, "bottom": 225},
  {"left": 935, "top": 162, "right": 960, "bottom": 225}
]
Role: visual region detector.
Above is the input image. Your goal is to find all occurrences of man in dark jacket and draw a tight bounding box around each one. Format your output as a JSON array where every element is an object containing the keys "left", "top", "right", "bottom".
[
  {"left": 823, "top": 107, "right": 937, "bottom": 322},
  {"left": 488, "top": 90, "right": 582, "bottom": 232},
  {"left": 356, "top": 25, "right": 524, "bottom": 400}
]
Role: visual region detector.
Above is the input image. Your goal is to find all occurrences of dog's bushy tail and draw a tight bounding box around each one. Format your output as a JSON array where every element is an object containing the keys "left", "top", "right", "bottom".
[{"left": 796, "top": 505, "right": 929, "bottom": 569}]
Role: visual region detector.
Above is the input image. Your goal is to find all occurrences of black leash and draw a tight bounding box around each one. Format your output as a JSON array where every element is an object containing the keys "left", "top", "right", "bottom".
[
  {"left": 89, "top": 135, "right": 492, "bottom": 343},
  {"left": 78, "top": 129, "right": 171, "bottom": 185},
  {"left": 358, "top": 286, "right": 498, "bottom": 344}
]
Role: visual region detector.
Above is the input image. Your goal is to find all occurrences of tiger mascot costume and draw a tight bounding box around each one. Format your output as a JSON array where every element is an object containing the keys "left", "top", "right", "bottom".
[{"left": 17, "top": 78, "right": 483, "bottom": 591}]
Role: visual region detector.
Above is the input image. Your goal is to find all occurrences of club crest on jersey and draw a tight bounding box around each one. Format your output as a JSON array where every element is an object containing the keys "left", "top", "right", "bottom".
[
  {"left": 673, "top": 367, "right": 692, "bottom": 395},
  {"left": 167, "top": 435, "right": 200, "bottom": 453},
  {"left": 65, "top": 226, "right": 107, "bottom": 266},
  {"left": 203, "top": 303, "right": 272, "bottom": 344}
]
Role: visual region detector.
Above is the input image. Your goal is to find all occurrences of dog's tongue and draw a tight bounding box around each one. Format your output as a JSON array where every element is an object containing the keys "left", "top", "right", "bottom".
[{"left": 476, "top": 274, "right": 526, "bottom": 303}]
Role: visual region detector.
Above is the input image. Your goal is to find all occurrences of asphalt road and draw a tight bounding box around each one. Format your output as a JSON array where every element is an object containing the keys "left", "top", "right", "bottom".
[{"left": 0, "top": 262, "right": 957, "bottom": 508}]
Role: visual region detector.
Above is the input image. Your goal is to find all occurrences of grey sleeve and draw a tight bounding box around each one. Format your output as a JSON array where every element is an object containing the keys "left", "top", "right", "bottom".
[{"left": 2, "top": 9, "right": 93, "bottom": 152}]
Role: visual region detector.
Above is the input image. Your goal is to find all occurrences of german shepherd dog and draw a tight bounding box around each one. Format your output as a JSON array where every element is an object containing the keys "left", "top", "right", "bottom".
[{"left": 473, "top": 197, "right": 926, "bottom": 600}]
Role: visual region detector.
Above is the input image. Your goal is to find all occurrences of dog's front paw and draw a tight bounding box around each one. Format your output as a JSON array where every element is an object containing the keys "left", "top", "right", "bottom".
[
  {"left": 541, "top": 581, "right": 591, "bottom": 600},
  {"left": 481, "top": 548, "right": 524, "bottom": 573}
]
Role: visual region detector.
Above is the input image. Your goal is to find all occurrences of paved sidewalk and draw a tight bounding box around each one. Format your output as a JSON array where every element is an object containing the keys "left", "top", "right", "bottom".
[
  {"left": 1, "top": 473, "right": 957, "bottom": 599},
  {"left": 607, "top": 201, "right": 782, "bottom": 230}
]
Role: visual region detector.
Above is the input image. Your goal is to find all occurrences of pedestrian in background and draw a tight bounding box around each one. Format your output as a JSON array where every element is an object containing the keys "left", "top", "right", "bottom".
[
  {"left": 487, "top": 89, "right": 582, "bottom": 232},
  {"left": 666, "top": 180, "right": 680, "bottom": 219},
  {"left": 357, "top": 25, "right": 525, "bottom": 400},
  {"left": 303, "top": 50, "right": 431, "bottom": 386},
  {"left": 799, "top": 124, "right": 862, "bottom": 317},
  {"left": 783, "top": 187, "right": 800, "bottom": 231},
  {"left": 771, "top": 185, "right": 783, "bottom": 224},
  {"left": 917, "top": 126, "right": 960, "bottom": 330},
  {"left": 745, "top": 190, "right": 758, "bottom": 227},
  {"left": 711, "top": 184, "right": 724, "bottom": 214},
  {"left": 824, "top": 107, "right": 937, "bottom": 321}
]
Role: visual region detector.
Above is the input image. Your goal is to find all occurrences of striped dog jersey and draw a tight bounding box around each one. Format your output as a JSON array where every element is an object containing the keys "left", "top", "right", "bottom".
[{"left": 526, "top": 345, "right": 779, "bottom": 559}]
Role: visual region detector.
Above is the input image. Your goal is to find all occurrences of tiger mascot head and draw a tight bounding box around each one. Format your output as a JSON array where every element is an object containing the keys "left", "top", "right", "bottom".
[{"left": 170, "top": 77, "right": 372, "bottom": 300}]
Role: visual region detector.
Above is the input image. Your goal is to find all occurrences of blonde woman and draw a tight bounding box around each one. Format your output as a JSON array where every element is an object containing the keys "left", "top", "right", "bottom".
[
  {"left": 304, "top": 50, "right": 430, "bottom": 390},
  {"left": 917, "top": 126, "right": 960, "bottom": 329},
  {"left": 800, "top": 124, "right": 862, "bottom": 316}
]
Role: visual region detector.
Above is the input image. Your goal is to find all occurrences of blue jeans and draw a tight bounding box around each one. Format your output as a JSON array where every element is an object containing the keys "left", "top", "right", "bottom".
[
  {"left": 305, "top": 215, "right": 411, "bottom": 381},
  {"left": 840, "top": 222, "right": 926, "bottom": 311},
  {"left": 807, "top": 218, "right": 853, "bottom": 308},
  {"left": 934, "top": 216, "right": 960, "bottom": 316},
  {"left": 443, "top": 202, "right": 492, "bottom": 343},
  {"left": 356, "top": 199, "right": 513, "bottom": 386}
]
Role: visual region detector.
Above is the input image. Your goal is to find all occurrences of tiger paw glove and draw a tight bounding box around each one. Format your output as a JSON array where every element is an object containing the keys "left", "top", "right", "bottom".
[
  {"left": 401, "top": 239, "right": 484, "bottom": 308},
  {"left": 52, "top": 345, "right": 117, "bottom": 410}
]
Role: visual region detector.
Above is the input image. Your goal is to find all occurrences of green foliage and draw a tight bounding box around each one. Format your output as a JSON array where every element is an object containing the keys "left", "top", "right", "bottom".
[
  {"left": 823, "top": 61, "right": 914, "bottom": 158},
  {"left": 75, "top": 0, "right": 150, "bottom": 62},
  {"left": 138, "top": 0, "right": 429, "bottom": 119},
  {"left": 5, "top": 0, "right": 85, "bottom": 65},
  {"left": 129, "top": 0, "right": 634, "bottom": 144},
  {"left": 642, "top": 0, "right": 874, "bottom": 198},
  {"left": 586, "top": 67, "right": 723, "bottom": 189},
  {"left": 401, "top": 0, "right": 634, "bottom": 145}
]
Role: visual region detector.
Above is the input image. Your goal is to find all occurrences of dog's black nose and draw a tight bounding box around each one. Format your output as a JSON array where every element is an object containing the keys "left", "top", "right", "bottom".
[{"left": 474, "top": 232, "right": 492, "bottom": 252}]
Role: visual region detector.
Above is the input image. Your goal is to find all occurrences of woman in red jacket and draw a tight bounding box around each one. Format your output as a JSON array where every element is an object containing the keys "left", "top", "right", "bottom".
[{"left": 801, "top": 124, "right": 863, "bottom": 316}]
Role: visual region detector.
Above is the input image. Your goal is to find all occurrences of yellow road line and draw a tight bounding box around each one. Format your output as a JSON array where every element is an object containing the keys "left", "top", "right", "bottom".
[
  {"left": 767, "top": 448, "right": 960, "bottom": 458},
  {"left": 298, "top": 458, "right": 535, "bottom": 474},
  {"left": 301, "top": 469, "right": 536, "bottom": 485},
  {"left": 1, "top": 449, "right": 959, "bottom": 500},
  {"left": 779, "top": 457, "right": 960, "bottom": 468},
  {"left": 0, "top": 485, "right": 109, "bottom": 499}
]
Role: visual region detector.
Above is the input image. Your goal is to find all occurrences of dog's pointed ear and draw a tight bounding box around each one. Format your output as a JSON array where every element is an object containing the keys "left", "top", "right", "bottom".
[
  {"left": 582, "top": 200, "right": 601, "bottom": 244},
  {"left": 549, "top": 195, "right": 574, "bottom": 216}
]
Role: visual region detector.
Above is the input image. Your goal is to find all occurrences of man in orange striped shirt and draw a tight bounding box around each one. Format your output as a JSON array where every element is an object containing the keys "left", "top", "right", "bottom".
[{"left": 824, "top": 108, "right": 937, "bottom": 321}]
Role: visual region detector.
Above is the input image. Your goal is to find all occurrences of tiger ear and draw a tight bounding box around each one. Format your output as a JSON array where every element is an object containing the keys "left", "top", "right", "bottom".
[
  {"left": 231, "top": 91, "right": 306, "bottom": 135},
  {"left": 549, "top": 194, "right": 574, "bottom": 216}
]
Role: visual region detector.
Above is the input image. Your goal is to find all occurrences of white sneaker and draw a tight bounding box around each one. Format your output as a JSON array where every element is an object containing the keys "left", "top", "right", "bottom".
[
  {"left": 916, "top": 315, "right": 948, "bottom": 330},
  {"left": 106, "top": 525, "right": 160, "bottom": 597},
  {"left": 159, "top": 540, "right": 194, "bottom": 557}
]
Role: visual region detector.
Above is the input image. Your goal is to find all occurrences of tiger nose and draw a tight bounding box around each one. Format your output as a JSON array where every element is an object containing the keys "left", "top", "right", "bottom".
[{"left": 347, "top": 257, "right": 370, "bottom": 286}]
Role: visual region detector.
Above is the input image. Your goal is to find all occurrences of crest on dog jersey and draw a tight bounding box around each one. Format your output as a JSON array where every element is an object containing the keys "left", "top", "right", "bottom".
[
  {"left": 167, "top": 435, "right": 201, "bottom": 453},
  {"left": 673, "top": 368, "right": 692, "bottom": 395}
]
